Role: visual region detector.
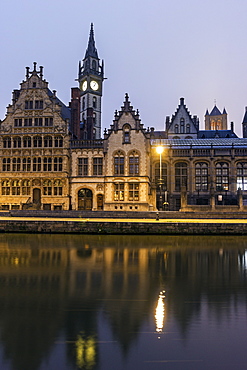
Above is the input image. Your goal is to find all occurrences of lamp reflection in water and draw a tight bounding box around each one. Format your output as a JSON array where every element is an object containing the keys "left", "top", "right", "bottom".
[
  {"left": 155, "top": 290, "right": 166, "bottom": 338},
  {"left": 156, "top": 146, "right": 164, "bottom": 210}
]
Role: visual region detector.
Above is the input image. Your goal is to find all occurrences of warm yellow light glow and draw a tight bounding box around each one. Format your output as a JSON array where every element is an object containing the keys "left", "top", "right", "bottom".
[
  {"left": 155, "top": 291, "right": 165, "bottom": 333},
  {"left": 75, "top": 334, "right": 96, "bottom": 369},
  {"left": 156, "top": 146, "right": 164, "bottom": 155}
]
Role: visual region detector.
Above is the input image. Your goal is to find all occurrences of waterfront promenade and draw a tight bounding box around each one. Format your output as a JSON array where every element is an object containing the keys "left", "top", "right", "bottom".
[{"left": 0, "top": 211, "right": 247, "bottom": 234}]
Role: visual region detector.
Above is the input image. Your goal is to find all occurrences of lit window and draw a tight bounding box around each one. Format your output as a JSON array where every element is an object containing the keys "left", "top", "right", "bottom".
[
  {"left": 114, "top": 151, "right": 125, "bottom": 175},
  {"left": 114, "top": 183, "right": 124, "bottom": 201}
]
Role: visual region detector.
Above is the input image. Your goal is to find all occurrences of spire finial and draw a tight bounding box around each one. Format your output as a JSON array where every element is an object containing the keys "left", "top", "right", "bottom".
[{"left": 84, "top": 23, "right": 98, "bottom": 59}]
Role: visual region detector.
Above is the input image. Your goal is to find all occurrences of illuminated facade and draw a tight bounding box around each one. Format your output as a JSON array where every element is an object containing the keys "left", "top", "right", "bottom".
[{"left": 1, "top": 24, "right": 247, "bottom": 212}]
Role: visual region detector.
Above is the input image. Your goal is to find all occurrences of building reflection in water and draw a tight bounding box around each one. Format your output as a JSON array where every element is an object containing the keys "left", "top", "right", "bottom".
[{"left": 0, "top": 234, "right": 245, "bottom": 369}]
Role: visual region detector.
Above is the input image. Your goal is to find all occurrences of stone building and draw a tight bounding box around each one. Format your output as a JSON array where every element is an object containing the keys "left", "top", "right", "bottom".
[
  {"left": 1, "top": 24, "right": 247, "bottom": 212},
  {"left": 0, "top": 63, "right": 71, "bottom": 210}
]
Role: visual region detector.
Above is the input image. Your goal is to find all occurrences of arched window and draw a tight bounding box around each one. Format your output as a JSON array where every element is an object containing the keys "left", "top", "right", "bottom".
[
  {"left": 195, "top": 162, "right": 208, "bottom": 191},
  {"left": 54, "top": 180, "right": 63, "bottom": 196},
  {"left": 33, "top": 157, "right": 41, "bottom": 171},
  {"left": 216, "top": 162, "right": 229, "bottom": 191},
  {"left": 123, "top": 125, "right": 131, "bottom": 143},
  {"left": 54, "top": 136, "right": 63, "bottom": 148},
  {"left": 22, "top": 180, "right": 30, "bottom": 195},
  {"left": 237, "top": 162, "right": 247, "bottom": 190},
  {"left": 129, "top": 151, "right": 139, "bottom": 176},
  {"left": 92, "top": 60, "right": 96, "bottom": 70},
  {"left": 175, "top": 125, "right": 179, "bottom": 134},
  {"left": 12, "top": 158, "right": 21, "bottom": 171},
  {"left": 54, "top": 157, "right": 63, "bottom": 171},
  {"left": 43, "top": 180, "right": 52, "bottom": 195},
  {"left": 44, "top": 136, "right": 52, "bottom": 147},
  {"left": 12, "top": 180, "right": 21, "bottom": 195},
  {"left": 33, "top": 136, "right": 42, "bottom": 148},
  {"left": 3, "top": 137, "right": 11, "bottom": 148},
  {"left": 23, "top": 136, "right": 31, "bottom": 148},
  {"left": 180, "top": 118, "right": 185, "bottom": 134},
  {"left": 22, "top": 158, "right": 31, "bottom": 171},
  {"left": 43, "top": 157, "right": 52, "bottom": 171},
  {"left": 186, "top": 124, "right": 190, "bottom": 134},
  {"left": 13, "top": 137, "right": 21, "bottom": 148},
  {"left": 175, "top": 162, "right": 187, "bottom": 191},
  {"left": 2, "top": 180, "right": 10, "bottom": 195},
  {"left": 114, "top": 151, "right": 125, "bottom": 175}
]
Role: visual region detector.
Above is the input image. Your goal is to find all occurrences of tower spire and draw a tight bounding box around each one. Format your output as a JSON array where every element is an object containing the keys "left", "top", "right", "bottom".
[{"left": 84, "top": 23, "right": 98, "bottom": 59}]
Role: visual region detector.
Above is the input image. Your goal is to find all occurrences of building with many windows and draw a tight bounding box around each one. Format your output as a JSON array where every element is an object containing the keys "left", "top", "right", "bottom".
[{"left": 1, "top": 24, "right": 247, "bottom": 212}]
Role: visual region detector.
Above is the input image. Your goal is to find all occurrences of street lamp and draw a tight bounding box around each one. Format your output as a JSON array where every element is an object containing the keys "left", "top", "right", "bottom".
[{"left": 156, "top": 145, "right": 164, "bottom": 210}]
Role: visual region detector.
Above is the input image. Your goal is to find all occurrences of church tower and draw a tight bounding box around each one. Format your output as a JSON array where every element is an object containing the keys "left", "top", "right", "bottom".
[{"left": 78, "top": 24, "right": 104, "bottom": 140}]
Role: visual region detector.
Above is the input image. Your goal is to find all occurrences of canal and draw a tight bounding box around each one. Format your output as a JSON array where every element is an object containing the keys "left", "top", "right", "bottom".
[{"left": 0, "top": 233, "right": 246, "bottom": 370}]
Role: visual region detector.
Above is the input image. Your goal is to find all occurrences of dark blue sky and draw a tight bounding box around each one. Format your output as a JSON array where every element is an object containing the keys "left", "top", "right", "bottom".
[{"left": 1, "top": 0, "right": 246, "bottom": 136}]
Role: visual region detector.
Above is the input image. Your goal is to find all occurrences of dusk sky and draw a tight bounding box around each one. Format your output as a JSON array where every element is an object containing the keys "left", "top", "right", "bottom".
[{"left": 1, "top": 0, "right": 246, "bottom": 136}]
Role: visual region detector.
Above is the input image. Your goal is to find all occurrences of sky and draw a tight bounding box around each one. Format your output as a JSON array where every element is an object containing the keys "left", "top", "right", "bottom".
[{"left": 1, "top": 0, "right": 247, "bottom": 136}]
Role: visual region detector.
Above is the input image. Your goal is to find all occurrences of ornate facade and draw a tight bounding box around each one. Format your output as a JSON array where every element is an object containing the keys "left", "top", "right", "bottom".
[{"left": 1, "top": 24, "right": 247, "bottom": 212}]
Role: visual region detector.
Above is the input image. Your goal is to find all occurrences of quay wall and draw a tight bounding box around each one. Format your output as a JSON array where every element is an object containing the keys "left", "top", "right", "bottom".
[{"left": 0, "top": 219, "right": 247, "bottom": 235}]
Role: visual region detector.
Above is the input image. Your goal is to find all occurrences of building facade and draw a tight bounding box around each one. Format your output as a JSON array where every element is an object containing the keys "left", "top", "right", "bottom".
[{"left": 1, "top": 25, "right": 247, "bottom": 212}]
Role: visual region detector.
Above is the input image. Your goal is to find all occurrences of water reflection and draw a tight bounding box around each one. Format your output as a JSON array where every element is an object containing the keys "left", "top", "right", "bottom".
[{"left": 0, "top": 234, "right": 246, "bottom": 369}]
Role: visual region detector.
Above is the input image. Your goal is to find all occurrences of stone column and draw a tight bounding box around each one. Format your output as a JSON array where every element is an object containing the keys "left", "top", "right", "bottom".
[
  {"left": 238, "top": 188, "right": 243, "bottom": 211},
  {"left": 181, "top": 186, "right": 187, "bottom": 210},
  {"left": 210, "top": 185, "right": 215, "bottom": 210}
]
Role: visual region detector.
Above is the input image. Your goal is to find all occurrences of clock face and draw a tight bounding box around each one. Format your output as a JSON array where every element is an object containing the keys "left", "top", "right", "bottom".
[
  {"left": 90, "top": 80, "right": 99, "bottom": 91},
  {"left": 82, "top": 81, "right": 87, "bottom": 91}
]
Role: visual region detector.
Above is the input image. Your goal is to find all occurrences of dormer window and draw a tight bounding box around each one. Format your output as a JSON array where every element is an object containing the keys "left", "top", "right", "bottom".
[
  {"left": 93, "top": 97, "right": 97, "bottom": 108},
  {"left": 32, "top": 82, "right": 36, "bottom": 88},
  {"left": 186, "top": 124, "right": 190, "bottom": 133},
  {"left": 175, "top": 124, "right": 179, "bottom": 134},
  {"left": 123, "top": 124, "right": 130, "bottom": 143}
]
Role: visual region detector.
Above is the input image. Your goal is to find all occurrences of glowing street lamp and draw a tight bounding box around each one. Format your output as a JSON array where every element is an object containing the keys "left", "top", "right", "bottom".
[{"left": 156, "top": 146, "right": 164, "bottom": 210}]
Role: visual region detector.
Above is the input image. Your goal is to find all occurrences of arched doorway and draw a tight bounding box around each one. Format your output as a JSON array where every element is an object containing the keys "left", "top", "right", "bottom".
[
  {"left": 78, "top": 189, "right": 93, "bottom": 210},
  {"left": 33, "top": 188, "right": 41, "bottom": 209}
]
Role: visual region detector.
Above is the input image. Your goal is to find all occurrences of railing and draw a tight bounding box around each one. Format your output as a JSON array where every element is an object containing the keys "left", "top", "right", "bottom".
[{"left": 70, "top": 139, "right": 104, "bottom": 148}]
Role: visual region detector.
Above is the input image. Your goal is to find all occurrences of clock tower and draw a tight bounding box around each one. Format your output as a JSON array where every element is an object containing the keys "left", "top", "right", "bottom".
[{"left": 78, "top": 23, "right": 104, "bottom": 140}]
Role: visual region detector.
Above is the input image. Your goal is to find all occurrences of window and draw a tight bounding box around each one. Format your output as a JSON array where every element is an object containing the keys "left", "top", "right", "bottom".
[
  {"left": 54, "top": 157, "right": 63, "bottom": 172},
  {"left": 186, "top": 124, "right": 190, "bottom": 134},
  {"left": 237, "top": 162, "right": 247, "bottom": 190},
  {"left": 216, "top": 162, "right": 229, "bottom": 191},
  {"left": 33, "top": 136, "right": 42, "bottom": 147},
  {"left": 12, "top": 158, "right": 21, "bottom": 171},
  {"left": 22, "top": 180, "right": 30, "bottom": 195},
  {"left": 22, "top": 158, "right": 31, "bottom": 171},
  {"left": 14, "top": 119, "right": 22, "bottom": 127},
  {"left": 2, "top": 180, "right": 10, "bottom": 195},
  {"left": 43, "top": 180, "right": 52, "bottom": 195},
  {"left": 114, "top": 151, "right": 125, "bottom": 175},
  {"left": 44, "top": 136, "right": 52, "bottom": 147},
  {"left": 114, "top": 183, "right": 124, "bottom": 201},
  {"left": 2, "top": 158, "right": 11, "bottom": 171},
  {"left": 129, "top": 151, "right": 139, "bottom": 175},
  {"left": 180, "top": 118, "right": 185, "bottom": 134},
  {"left": 33, "top": 157, "right": 41, "bottom": 171},
  {"left": 175, "top": 124, "right": 179, "bottom": 134},
  {"left": 23, "top": 136, "right": 31, "bottom": 148},
  {"left": 93, "top": 97, "right": 97, "bottom": 108},
  {"left": 34, "top": 100, "right": 43, "bottom": 109},
  {"left": 82, "top": 97, "right": 85, "bottom": 110},
  {"left": 92, "top": 60, "right": 96, "bottom": 70},
  {"left": 54, "top": 180, "right": 63, "bottom": 196},
  {"left": 123, "top": 125, "right": 130, "bottom": 143},
  {"left": 175, "top": 162, "right": 187, "bottom": 191},
  {"left": 24, "top": 118, "right": 32, "bottom": 126},
  {"left": 55, "top": 136, "right": 63, "bottom": 147},
  {"left": 12, "top": 180, "right": 20, "bottom": 195},
  {"left": 45, "top": 117, "right": 53, "bottom": 126},
  {"left": 93, "top": 157, "right": 103, "bottom": 176},
  {"left": 78, "top": 158, "right": 88, "bottom": 176},
  {"left": 128, "top": 183, "right": 139, "bottom": 201},
  {"left": 25, "top": 100, "right": 33, "bottom": 109},
  {"left": 43, "top": 157, "right": 52, "bottom": 171},
  {"left": 195, "top": 162, "right": 208, "bottom": 191},
  {"left": 3, "top": 137, "right": 11, "bottom": 148},
  {"left": 13, "top": 137, "right": 21, "bottom": 148},
  {"left": 34, "top": 118, "right": 42, "bottom": 126},
  {"left": 154, "top": 162, "right": 167, "bottom": 188}
]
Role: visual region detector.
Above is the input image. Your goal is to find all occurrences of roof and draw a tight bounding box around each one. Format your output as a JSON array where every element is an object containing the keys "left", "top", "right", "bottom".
[
  {"left": 209, "top": 105, "right": 222, "bottom": 116},
  {"left": 47, "top": 89, "right": 71, "bottom": 121},
  {"left": 198, "top": 130, "right": 237, "bottom": 139},
  {"left": 151, "top": 138, "right": 247, "bottom": 148}
]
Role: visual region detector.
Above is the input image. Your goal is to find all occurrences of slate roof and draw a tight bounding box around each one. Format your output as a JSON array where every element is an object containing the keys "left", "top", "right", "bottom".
[
  {"left": 198, "top": 130, "right": 237, "bottom": 139},
  {"left": 151, "top": 138, "right": 247, "bottom": 148}
]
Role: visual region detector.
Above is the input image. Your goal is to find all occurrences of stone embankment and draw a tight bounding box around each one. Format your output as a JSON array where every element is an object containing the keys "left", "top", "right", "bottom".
[{"left": 0, "top": 210, "right": 246, "bottom": 235}]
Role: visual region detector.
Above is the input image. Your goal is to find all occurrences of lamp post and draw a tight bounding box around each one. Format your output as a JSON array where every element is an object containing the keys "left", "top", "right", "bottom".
[{"left": 156, "top": 146, "right": 164, "bottom": 211}]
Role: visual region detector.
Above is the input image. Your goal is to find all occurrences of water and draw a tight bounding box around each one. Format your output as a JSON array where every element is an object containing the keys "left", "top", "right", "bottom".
[{"left": 0, "top": 233, "right": 246, "bottom": 370}]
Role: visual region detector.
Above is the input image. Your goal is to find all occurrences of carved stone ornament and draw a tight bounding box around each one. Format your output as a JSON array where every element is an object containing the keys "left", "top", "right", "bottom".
[
  {"left": 54, "top": 125, "right": 66, "bottom": 133},
  {"left": 96, "top": 184, "right": 103, "bottom": 191},
  {"left": 0, "top": 125, "right": 12, "bottom": 133},
  {"left": 32, "top": 179, "right": 41, "bottom": 186}
]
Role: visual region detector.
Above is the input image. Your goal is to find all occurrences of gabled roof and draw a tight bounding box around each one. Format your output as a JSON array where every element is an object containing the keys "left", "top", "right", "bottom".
[{"left": 242, "top": 108, "right": 247, "bottom": 124}]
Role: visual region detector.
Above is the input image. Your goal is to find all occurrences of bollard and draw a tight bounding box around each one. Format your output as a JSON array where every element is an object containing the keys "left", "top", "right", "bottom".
[{"left": 156, "top": 212, "right": 159, "bottom": 221}]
